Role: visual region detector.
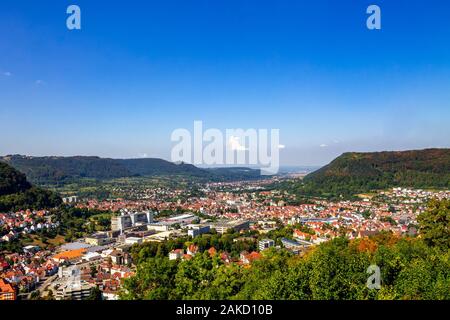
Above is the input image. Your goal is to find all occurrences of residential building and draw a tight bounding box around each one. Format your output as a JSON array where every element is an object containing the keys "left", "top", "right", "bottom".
[
  {"left": 52, "top": 249, "right": 87, "bottom": 263},
  {"left": 111, "top": 211, "right": 154, "bottom": 232},
  {"left": 85, "top": 233, "right": 112, "bottom": 246},
  {"left": 55, "top": 281, "right": 94, "bottom": 300},
  {"left": 187, "top": 224, "right": 210, "bottom": 237},
  {"left": 187, "top": 244, "right": 199, "bottom": 256},
  {"left": 281, "top": 237, "right": 310, "bottom": 254},
  {"left": 239, "top": 251, "right": 261, "bottom": 264},
  {"left": 0, "top": 279, "right": 16, "bottom": 300},
  {"left": 211, "top": 220, "right": 250, "bottom": 234},
  {"left": 169, "top": 249, "right": 184, "bottom": 260},
  {"left": 124, "top": 237, "right": 142, "bottom": 245},
  {"left": 111, "top": 215, "right": 133, "bottom": 232},
  {"left": 258, "top": 239, "right": 275, "bottom": 251}
]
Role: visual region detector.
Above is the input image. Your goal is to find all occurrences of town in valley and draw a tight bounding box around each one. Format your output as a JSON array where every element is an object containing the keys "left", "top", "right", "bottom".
[{"left": 1, "top": 171, "right": 448, "bottom": 300}]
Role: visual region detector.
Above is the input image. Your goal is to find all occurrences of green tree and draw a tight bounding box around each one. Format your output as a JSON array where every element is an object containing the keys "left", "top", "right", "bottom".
[
  {"left": 87, "top": 286, "right": 103, "bottom": 300},
  {"left": 417, "top": 199, "right": 449, "bottom": 250},
  {"left": 120, "top": 257, "right": 178, "bottom": 300}
]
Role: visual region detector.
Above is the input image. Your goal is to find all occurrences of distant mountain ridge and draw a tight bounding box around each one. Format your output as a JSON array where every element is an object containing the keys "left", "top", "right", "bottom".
[
  {"left": 303, "top": 148, "right": 450, "bottom": 196},
  {"left": 0, "top": 155, "right": 262, "bottom": 184},
  {"left": 119, "top": 158, "right": 207, "bottom": 177}
]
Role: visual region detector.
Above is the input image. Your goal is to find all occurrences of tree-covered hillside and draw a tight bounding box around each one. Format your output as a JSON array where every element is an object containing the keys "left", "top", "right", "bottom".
[
  {"left": 0, "top": 162, "right": 61, "bottom": 212},
  {"left": 0, "top": 155, "right": 262, "bottom": 185},
  {"left": 0, "top": 161, "right": 31, "bottom": 196},
  {"left": 1, "top": 155, "right": 135, "bottom": 184},
  {"left": 302, "top": 148, "right": 450, "bottom": 197}
]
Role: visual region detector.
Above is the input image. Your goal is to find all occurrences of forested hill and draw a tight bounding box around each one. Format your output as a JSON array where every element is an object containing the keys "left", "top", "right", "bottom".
[
  {"left": 0, "top": 162, "right": 61, "bottom": 211},
  {"left": 0, "top": 155, "right": 134, "bottom": 184},
  {"left": 0, "top": 155, "right": 261, "bottom": 184},
  {"left": 0, "top": 161, "right": 31, "bottom": 196},
  {"left": 303, "top": 148, "right": 450, "bottom": 196}
]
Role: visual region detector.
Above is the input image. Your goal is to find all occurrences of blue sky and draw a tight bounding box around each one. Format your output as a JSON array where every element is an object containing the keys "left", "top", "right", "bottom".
[{"left": 1, "top": 0, "right": 449, "bottom": 165}]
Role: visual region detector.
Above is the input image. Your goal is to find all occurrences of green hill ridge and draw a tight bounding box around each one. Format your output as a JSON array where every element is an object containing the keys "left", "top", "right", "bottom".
[
  {"left": 0, "top": 155, "right": 261, "bottom": 185},
  {"left": 303, "top": 148, "right": 450, "bottom": 196}
]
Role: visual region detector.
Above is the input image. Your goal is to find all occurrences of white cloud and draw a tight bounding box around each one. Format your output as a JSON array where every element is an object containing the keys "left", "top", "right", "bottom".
[
  {"left": 35, "top": 79, "right": 46, "bottom": 85},
  {"left": 228, "top": 136, "right": 247, "bottom": 151},
  {"left": 319, "top": 144, "right": 328, "bottom": 148},
  {"left": 278, "top": 144, "right": 286, "bottom": 149},
  {"left": 3, "top": 71, "right": 12, "bottom": 76}
]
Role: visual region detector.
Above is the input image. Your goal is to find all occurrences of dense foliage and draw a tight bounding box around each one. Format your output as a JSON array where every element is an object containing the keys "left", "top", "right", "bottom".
[
  {"left": 418, "top": 199, "right": 449, "bottom": 250},
  {"left": 0, "top": 161, "right": 31, "bottom": 195},
  {"left": 52, "top": 206, "right": 113, "bottom": 241},
  {"left": 301, "top": 148, "right": 450, "bottom": 197},
  {"left": 0, "top": 186, "right": 62, "bottom": 212},
  {"left": 0, "top": 162, "right": 61, "bottom": 211},
  {"left": 121, "top": 235, "right": 449, "bottom": 300}
]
